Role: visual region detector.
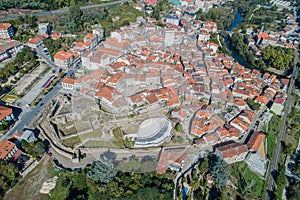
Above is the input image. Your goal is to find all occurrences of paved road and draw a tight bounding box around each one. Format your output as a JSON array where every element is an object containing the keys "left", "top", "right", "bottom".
[
  {"left": 36, "top": 48, "right": 58, "bottom": 68},
  {"left": 0, "top": 68, "right": 74, "bottom": 141},
  {"left": 0, "top": 0, "right": 129, "bottom": 22},
  {"left": 265, "top": 46, "right": 299, "bottom": 199}
]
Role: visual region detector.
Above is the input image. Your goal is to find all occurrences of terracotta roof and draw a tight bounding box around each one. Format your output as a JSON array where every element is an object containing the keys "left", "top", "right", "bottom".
[
  {"left": 217, "top": 142, "right": 248, "bottom": 159},
  {"left": 246, "top": 131, "right": 265, "bottom": 152},
  {"left": 84, "top": 40, "right": 92, "bottom": 47},
  {"left": 0, "top": 41, "right": 22, "bottom": 55},
  {"left": 145, "top": 93, "right": 159, "bottom": 104},
  {"left": 28, "top": 36, "right": 44, "bottom": 44},
  {"left": 156, "top": 147, "right": 187, "bottom": 174},
  {"left": 255, "top": 96, "right": 268, "bottom": 104},
  {"left": 257, "top": 32, "right": 269, "bottom": 40},
  {"left": 235, "top": 98, "right": 247, "bottom": 107},
  {"left": 62, "top": 77, "right": 75, "bottom": 85},
  {"left": 0, "top": 23, "right": 12, "bottom": 30},
  {"left": 130, "top": 94, "right": 143, "bottom": 104},
  {"left": 85, "top": 33, "right": 95, "bottom": 39},
  {"left": 51, "top": 32, "right": 61, "bottom": 39},
  {"left": 95, "top": 85, "right": 121, "bottom": 102},
  {"left": 231, "top": 117, "right": 249, "bottom": 131},
  {"left": 54, "top": 51, "right": 73, "bottom": 60},
  {"left": 0, "top": 105, "right": 13, "bottom": 121},
  {"left": 74, "top": 42, "right": 84, "bottom": 48},
  {"left": 97, "top": 47, "right": 119, "bottom": 57},
  {"left": 281, "top": 78, "right": 289, "bottom": 86},
  {"left": 0, "top": 140, "right": 16, "bottom": 160}
]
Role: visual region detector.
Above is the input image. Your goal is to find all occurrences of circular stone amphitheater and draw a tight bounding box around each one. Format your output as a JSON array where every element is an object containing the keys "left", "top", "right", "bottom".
[{"left": 134, "top": 117, "right": 173, "bottom": 147}]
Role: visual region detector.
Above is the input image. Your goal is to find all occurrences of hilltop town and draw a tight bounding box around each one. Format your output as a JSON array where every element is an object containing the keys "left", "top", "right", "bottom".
[{"left": 0, "top": 0, "right": 299, "bottom": 199}]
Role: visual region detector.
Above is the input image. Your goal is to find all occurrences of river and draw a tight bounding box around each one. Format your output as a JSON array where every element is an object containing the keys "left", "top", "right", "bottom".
[
  {"left": 224, "top": 12, "right": 253, "bottom": 68},
  {"left": 226, "top": 12, "right": 243, "bottom": 31}
]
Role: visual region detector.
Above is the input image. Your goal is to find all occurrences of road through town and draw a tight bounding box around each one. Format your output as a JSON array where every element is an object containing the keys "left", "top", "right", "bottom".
[{"left": 0, "top": 0, "right": 129, "bottom": 22}]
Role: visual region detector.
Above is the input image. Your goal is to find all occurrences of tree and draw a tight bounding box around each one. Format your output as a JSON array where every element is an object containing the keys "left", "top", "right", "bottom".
[
  {"left": 274, "top": 166, "right": 287, "bottom": 199},
  {"left": 281, "top": 141, "right": 294, "bottom": 155},
  {"left": 286, "top": 179, "right": 300, "bottom": 199},
  {"left": 87, "top": 158, "right": 117, "bottom": 183},
  {"left": 262, "top": 46, "right": 292, "bottom": 71},
  {"left": 209, "top": 155, "right": 228, "bottom": 189},
  {"left": 33, "top": 141, "right": 46, "bottom": 156},
  {"left": 0, "top": 121, "right": 9, "bottom": 131},
  {"left": 175, "top": 123, "right": 183, "bottom": 132},
  {"left": 0, "top": 161, "right": 19, "bottom": 199},
  {"left": 247, "top": 98, "right": 261, "bottom": 111},
  {"left": 21, "top": 140, "right": 29, "bottom": 149},
  {"left": 66, "top": 172, "right": 89, "bottom": 200},
  {"left": 68, "top": 5, "right": 83, "bottom": 33}
]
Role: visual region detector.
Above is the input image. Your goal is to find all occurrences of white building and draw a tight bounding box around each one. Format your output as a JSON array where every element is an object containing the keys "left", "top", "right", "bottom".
[
  {"left": 61, "top": 77, "right": 75, "bottom": 90},
  {"left": 0, "top": 41, "right": 24, "bottom": 62},
  {"left": 0, "top": 23, "right": 14, "bottom": 39},
  {"left": 18, "top": 130, "right": 37, "bottom": 143},
  {"left": 134, "top": 117, "right": 173, "bottom": 147},
  {"left": 164, "top": 14, "right": 180, "bottom": 26},
  {"left": 54, "top": 51, "right": 74, "bottom": 69},
  {"left": 38, "top": 23, "right": 51, "bottom": 35}
]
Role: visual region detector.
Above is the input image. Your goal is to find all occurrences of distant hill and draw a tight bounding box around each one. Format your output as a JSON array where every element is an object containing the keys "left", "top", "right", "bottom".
[{"left": 0, "top": 0, "right": 98, "bottom": 11}]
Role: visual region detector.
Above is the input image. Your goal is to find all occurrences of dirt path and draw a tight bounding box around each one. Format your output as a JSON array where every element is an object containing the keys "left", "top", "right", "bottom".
[{"left": 4, "top": 156, "right": 56, "bottom": 200}]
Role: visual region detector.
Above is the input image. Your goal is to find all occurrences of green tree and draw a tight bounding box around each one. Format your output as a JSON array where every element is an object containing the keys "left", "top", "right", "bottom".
[
  {"left": 281, "top": 141, "right": 294, "bottom": 155},
  {"left": 21, "top": 140, "right": 29, "bottom": 149},
  {"left": 286, "top": 179, "right": 300, "bottom": 199},
  {"left": 68, "top": 5, "right": 83, "bottom": 33},
  {"left": 274, "top": 166, "right": 287, "bottom": 199},
  {"left": 87, "top": 158, "right": 117, "bottom": 183},
  {"left": 175, "top": 123, "right": 183, "bottom": 132},
  {"left": 66, "top": 172, "right": 89, "bottom": 200},
  {"left": 209, "top": 155, "right": 228, "bottom": 189},
  {"left": 247, "top": 98, "right": 261, "bottom": 110},
  {"left": 0, "top": 161, "right": 19, "bottom": 199}
]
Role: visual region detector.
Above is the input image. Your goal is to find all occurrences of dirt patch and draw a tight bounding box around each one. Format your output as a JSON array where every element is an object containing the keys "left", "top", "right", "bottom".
[
  {"left": 4, "top": 156, "right": 56, "bottom": 200},
  {"left": 0, "top": 8, "right": 44, "bottom": 19}
]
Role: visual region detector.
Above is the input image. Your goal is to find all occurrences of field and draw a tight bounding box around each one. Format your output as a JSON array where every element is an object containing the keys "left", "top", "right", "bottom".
[
  {"left": 61, "top": 127, "right": 124, "bottom": 148},
  {"left": 3, "top": 156, "right": 56, "bottom": 200},
  {"left": 1, "top": 94, "right": 18, "bottom": 103},
  {"left": 264, "top": 114, "right": 281, "bottom": 159}
]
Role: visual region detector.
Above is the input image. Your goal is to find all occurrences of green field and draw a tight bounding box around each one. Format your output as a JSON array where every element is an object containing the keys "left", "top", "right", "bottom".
[
  {"left": 62, "top": 136, "right": 80, "bottom": 148},
  {"left": 2, "top": 94, "right": 18, "bottom": 103}
]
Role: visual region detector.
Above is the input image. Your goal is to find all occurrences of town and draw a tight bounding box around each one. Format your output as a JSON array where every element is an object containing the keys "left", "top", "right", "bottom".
[{"left": 0, "top": 0, "right": 299, "bottom": 199}]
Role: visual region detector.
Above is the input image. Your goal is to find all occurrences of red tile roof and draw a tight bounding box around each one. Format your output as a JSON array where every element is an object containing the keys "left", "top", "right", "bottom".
[
  {"left": 51, "top": 32, "right": 61, "bottom": 39},
  {"left": 0, "top": 140, "right": 16, "bottom": 160},
  {"left": 62, "top": 77, "right": 75, "bottom": 85},
  {"left": 145, "top": 93, "right": 159, "bottom": 104},
  {"left": 246, "top": 132, "right": 265, "bottom": 152},
  {"left": 85, "top": 33, "right": 95, "bottom": 39},
  {"left": 0, "top": 23, "right": 12, "bottom": 30},
  {"left": 54, "top": 51, "right": 73, "bottom": 60},
  {"left": 0, "top": 106, "right": 12, "bottom": 121},
  {"left": 156, "top": 147, "right": 187, "bottom": 174},
  {"left": 255, "top": 96, "right": 268, "bottom": 105},
  {"left": 257, "top": 32, "right": 269, "bottom": 40},
  {"left": 217, "top": 142, "right": 248, "bottom": 159},
  {"left": 28, "top": 36, "right": 44, "bottom": 44}
]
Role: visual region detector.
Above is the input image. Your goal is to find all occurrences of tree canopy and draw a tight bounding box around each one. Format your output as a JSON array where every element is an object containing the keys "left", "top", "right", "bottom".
[
  {"left": 0, "top": 161, "right": 19, "bottom": 199},
  {"left": 209, "top": 155, "right": 228, "bottom": 189},
  {"left": 0, "top": 46, "right": 37, "bottom": 84},
  {"left": 262, "top": 46, "right": 292, "bottom": 71},
  {"left": 87, "top": 158, "right": 117, "bottom": 183}
]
